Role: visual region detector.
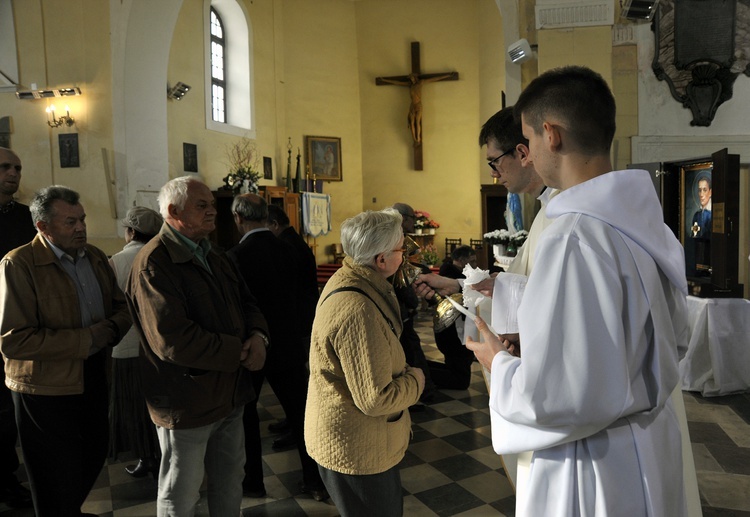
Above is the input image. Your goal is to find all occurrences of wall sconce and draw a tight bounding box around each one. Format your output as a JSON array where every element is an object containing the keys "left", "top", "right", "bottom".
[
  {"left": 167, "top": 82, "right": 191, "bottom": 101},
  {"left": 507, "top": 38, "right": 538, "bottom": 64},
  {"left": 46, "top": 105, "right": 75, "bottom": 128}
]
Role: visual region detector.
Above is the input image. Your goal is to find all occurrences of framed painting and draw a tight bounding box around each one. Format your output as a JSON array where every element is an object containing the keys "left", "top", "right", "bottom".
[
  {"left": 305, "top": 136, "right": 342, "bottom": 181},
  {"left": 263, "top": 156, "right": 273, "bottom": 179},
  {"left": 183, "top": 143, "right": 198, "bottom": 173},
  {"left": 681, "top": 161, "right": 712, "bottom": 278}
]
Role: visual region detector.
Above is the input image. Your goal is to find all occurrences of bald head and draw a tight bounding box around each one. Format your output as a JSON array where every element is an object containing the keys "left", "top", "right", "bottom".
[{"left": 392, "top": 202, "right": 415, "bottom": 233}]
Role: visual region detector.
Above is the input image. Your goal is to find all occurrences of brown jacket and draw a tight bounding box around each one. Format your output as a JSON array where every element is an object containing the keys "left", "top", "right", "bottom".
[
  {"left": 127, "top": 223, "right": 268, "bottom": 429},
  {"left": 0, "top": 234, "right": 131, "bottom": 395}
]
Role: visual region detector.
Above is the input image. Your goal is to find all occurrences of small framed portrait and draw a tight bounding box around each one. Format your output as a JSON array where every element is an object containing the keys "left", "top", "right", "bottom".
[
  {"left": 305, "top": 136, "right": 342, "bottom": 181},
  {"left": 681, "top": 162, "right": 713, "bottom": 244},
  {"left": 183, "top": 143, "right": 198, "bottom": 173},
  {"left": 263, "top": 156, "right": 273, "bottom": 179}
]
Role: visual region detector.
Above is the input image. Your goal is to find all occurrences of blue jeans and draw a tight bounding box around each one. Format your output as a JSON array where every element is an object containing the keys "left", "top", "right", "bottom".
[{"left": 156, "top": 405, "right": 245, "bottom": 517}]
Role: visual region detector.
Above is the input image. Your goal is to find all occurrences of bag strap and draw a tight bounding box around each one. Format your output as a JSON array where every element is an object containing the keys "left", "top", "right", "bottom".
[{"left": 322, "top": 286, "right": 397, "bottom": 337}]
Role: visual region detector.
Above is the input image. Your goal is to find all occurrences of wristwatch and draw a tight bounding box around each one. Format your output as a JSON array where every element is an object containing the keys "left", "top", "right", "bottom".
[{"left": 253, "top": 332, "right": 270, "bottom": 349}]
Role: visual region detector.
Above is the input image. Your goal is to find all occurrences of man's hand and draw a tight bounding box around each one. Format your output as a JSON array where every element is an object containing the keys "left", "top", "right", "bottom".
[
  {"left": 467, "top": 277, "right": 496, "bottom": 297},
  {"left": 406, "top": 365, "right": 425, "bottom": 395},
  {"left": 241, "top": 334, "right": 267, "bottom": 371},
  {"left": 465, "top": 316, "right": 513, "bottom": 371},
  {"left": 414, "top": 273, "right": 460, "bottom": 296},
  {"left": 499, "top": 333, "right": 521, "bottom": 357},
  {"left": 89, "top": 320, "right": 117, "bottom": 350}
]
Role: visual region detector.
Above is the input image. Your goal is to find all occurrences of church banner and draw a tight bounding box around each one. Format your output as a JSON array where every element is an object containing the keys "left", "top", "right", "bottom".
[{"left": 302, "top": 192, "right": 331, "bottom": 237}]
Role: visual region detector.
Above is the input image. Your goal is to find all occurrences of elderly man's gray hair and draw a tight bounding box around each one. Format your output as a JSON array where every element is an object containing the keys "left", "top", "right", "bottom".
[
  {"left": 232, "top": 194, "right": 267, "bottom": 222},
  {"left": 30, "top": 185, "right": 80, "bottom": 225},
  {"left": 341, "top": 208, "right": 403, "bottom": 266},
  {"left": 157, "top": 176, "right": 203, "bottom": 219}
]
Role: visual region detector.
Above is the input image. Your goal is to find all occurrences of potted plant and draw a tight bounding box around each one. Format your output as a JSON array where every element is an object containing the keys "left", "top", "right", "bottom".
[
  {"left": 484, "top": 229, "right": 512, "bottom": 261},
  {"left": 221, "top": 138, "right": 262, "bottom": 194},
  {"left": 420, "top": 244, "right": 439, "bottom": 267},
  {"left": 506, "top": 230, "right": 529, "bottom": 257},
  {"left": 413, "top": 210, "right": 430, "bottom": 235},
  {"left": 427, "top": 219, "right": 440, "bottom": 235}
]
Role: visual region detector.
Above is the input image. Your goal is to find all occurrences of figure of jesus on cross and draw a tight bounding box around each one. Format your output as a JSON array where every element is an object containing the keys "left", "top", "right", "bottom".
[
  {"left": 376, "top": 42, "right": 459, "bottom": 170},
  {"left": 378, "top": 72, "right": 456, "bottom": 145}
]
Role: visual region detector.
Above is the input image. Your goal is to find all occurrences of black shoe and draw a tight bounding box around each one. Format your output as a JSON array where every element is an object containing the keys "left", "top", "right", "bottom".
[
  {"left": 271, "top": 431, "right": 297, "bottom": 450},
  {"left": 268, "top": 418, "right": 290, "bottom": 434},
  {"left": 242, "top": 482, "right": 266, "bottom": 498},
  {"left": 300, "top": 482, "right": 329, "bottom": 502},
  {"left": 125, "top": 458, "right": 158, "bottom": 479},
  {"left": 0, "top": 480, "right": 33, "bottom": 508}
]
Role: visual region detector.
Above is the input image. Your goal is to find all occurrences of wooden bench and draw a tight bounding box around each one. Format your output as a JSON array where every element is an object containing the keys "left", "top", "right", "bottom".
[{"left": 317, "top": 263, "right": 342, "bottom": 289}]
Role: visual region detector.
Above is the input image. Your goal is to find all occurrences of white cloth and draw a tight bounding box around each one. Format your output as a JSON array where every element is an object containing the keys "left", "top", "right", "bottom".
[
  {"left": 681, "top": 295, "right": 750, "bottom": 396},
  {"left": 110, "top": 240, "right": 144, "bottom": 359},
  {"left": 302, "top": 192, "right": 331, "bottom": 237},
  {"left": 488, "top": 169, "right": 689, "bottom": 516}
]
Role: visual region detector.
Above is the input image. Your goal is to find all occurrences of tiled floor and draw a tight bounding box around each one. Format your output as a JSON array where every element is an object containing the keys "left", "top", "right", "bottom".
[{"left": 2, "top": 310, "right": 749, "bottom": 516}]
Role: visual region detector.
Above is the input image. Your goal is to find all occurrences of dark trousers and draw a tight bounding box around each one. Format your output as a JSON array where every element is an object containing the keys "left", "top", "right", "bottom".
[
  {"left": 428, "top": 324, "right": 475, "bottom": 390},
  {"left": 400, "top": 318, "right": 435, "bottom": 397},
  {"left": 243, "top": 354, "right": 322, "bottom": 489},
  {"left": 12, "top": 350, "right": 109, "bottom": 516},
  {"left": 0, "top": 375, "right": 21, "bottom": 487},
  {"left": 318, "top": 463, "right": 403, "bottom": 517}
]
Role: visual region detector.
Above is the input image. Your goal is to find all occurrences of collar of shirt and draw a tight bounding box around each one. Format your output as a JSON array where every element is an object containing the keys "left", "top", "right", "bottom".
[
  {"left": 44, "top": 236, "right": 86, "bottom": 264},
  {"left": 240, "top": 226, "right": 271, "bottom": 243},
  {"left": 167, "top": 223, "right": 213, "bottom": 273}
]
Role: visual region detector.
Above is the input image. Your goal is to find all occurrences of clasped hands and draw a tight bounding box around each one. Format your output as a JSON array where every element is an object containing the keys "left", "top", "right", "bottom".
[{"left": 240, "top": 334, "right": 267, "bottom": 371}]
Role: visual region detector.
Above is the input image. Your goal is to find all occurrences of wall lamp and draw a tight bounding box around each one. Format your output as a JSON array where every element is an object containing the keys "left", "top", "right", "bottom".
[
  {"left": 46, "top": 105, "right": 75, "bottom": 128},
  {"left": 167, "top": 82, "right": 191, "bottom": 101}
]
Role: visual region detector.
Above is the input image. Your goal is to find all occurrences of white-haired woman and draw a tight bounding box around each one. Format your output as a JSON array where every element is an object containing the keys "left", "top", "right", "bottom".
[{"left": 305, "top": 208, "right": 425, "bottom": 516}]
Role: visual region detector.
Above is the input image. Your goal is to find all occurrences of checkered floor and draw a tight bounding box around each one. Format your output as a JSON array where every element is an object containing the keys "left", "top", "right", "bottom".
[{"left": 2, "top": 310, "right": 749, "bottom": 516}]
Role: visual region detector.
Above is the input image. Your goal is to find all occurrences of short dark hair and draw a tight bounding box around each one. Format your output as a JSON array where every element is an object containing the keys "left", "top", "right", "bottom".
[
  {"left": 452, "top": 245, "right": 476, "bottom": 262},
  {"left": 30, "top": 185, "right": 80, "bottom": 225},
  {"left": 479, "top": 106, "right": 527, "bottom": 152},
  {"left": 232, "top": 194, "right": 267, "bottom": 222},
  {"left": 514, "top": 66, "right": 616, "bottom": 155},
  {"left": 267, "top": 204, "right": 290, "bottom": 227}
]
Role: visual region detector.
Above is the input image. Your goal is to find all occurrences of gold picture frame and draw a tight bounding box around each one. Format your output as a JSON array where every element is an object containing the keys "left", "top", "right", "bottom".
[{"left": 305, "top": 136, "right": 342, "bottom": 181}]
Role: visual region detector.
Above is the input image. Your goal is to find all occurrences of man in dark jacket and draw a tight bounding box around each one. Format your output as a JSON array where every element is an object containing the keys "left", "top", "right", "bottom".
[
  {"left": 228, "top": 194, "right": 328, "bottom": 501},
  {"left": 127, "top": 177, "right": 269, "bottom": 516}
]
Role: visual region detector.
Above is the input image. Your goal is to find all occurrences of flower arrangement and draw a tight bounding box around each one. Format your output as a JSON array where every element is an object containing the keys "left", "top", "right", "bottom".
[
  {"left": 420, "top": 244, "right": 440, "bottom": 266},
  {"left": 484, "top": 229, "right": 528, "bottom": 246},
  {"left": 427, "top": 219, "right": 440, "bottom": 229},
  {"left": 413, "top": 210, "right": 430, "bottom": 229},
  {"left": 221, "top": 138, "right": 262, "bottom": 194},
  {"left": 483, "top": 229, "right": 512, "bottom": 245}
]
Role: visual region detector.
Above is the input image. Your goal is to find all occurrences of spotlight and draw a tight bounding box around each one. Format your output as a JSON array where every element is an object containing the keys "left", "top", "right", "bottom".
[
  {"left": 167, "top": 82, "right": 191, "bottom": 101},
  {"left": 507, "top": 39, "right": 537, "bottom": 65}
]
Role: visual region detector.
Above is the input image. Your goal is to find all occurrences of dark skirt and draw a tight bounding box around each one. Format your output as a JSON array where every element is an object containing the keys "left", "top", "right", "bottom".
[{"left": 108, "top": 357, "right": 158, "bottom": 461}]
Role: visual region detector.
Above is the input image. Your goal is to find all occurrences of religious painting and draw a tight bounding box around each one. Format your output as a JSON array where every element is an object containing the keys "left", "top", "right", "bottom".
[
  {"left": 305, "top": 136, "right": 342, "bottom": 181},
  {"left": 681, "top": 161, "right": 713, "bottom": 278},
  {"left": 183, "top": 143, "right": 198, "bottom": 173},
  {"left": 59, "top": 133, "right": 79, "bottom": 168},
  {"left": 263, "top": 156, "right": 273, "bottom": 179}
]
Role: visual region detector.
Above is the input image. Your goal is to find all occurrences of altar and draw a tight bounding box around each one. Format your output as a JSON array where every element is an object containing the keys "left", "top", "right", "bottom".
[{"left": 681, "top": 296, "right": 750, "bottom": 396}]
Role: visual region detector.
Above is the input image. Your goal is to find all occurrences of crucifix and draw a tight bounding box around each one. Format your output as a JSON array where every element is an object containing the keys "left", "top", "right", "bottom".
[{"left": 376, "top": 41, "right": 459, "bottom": 170}]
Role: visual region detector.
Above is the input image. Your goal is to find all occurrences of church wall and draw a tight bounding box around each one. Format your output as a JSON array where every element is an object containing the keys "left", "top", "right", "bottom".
[
  {"left": 355, "top": 0, "right": 494, "bottom": 256},
  {"left": 279, "top": 0, "right": 362, "bottom": 263},
  {"left": 3, "top": 0, "right": 116, "bottom": 246}
]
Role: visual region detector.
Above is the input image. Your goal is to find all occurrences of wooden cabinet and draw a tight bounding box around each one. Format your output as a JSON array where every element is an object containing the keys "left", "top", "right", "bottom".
[
  {"left": 263, "top": 186, "right": 300, "bottom": 234},
  {"left": 480, "top": 184, "right": 509, "bottom": 271}
]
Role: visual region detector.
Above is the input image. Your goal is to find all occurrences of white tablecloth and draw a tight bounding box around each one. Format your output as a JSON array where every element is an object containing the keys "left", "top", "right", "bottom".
[{"left": 681, "top": 296, "right": 750, "bottom": 396}]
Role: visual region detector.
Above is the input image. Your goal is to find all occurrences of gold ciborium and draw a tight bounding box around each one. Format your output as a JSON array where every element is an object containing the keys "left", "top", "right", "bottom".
[{"left": 392, "top": 236, "right": 463, "bottom": 333}]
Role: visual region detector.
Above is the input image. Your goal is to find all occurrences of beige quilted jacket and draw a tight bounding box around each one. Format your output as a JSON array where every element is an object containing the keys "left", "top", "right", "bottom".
[{"left": 305, "top": 257, "right": 422, "bottom": 475}]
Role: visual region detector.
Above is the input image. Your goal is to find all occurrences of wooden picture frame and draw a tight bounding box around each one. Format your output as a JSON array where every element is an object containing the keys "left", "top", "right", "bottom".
[
  {"left": 681, "top": 161, "right": 713, "bottom": 279},
  {"left": 305, "top": 136, "right": 342, "bottom": 181}
]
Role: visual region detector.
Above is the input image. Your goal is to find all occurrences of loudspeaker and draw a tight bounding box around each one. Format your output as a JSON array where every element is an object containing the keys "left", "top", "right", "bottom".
[{"left": 507, "top": 39, "right": 534, "bottom": 65}]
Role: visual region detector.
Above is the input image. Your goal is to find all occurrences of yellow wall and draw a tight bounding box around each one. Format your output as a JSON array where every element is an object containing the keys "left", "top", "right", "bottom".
[{"left": 6, "top": 0, "right": 115, "bottom": 245}]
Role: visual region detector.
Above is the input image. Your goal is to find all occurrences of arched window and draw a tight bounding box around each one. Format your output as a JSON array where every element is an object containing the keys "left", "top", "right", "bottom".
[
  {"left": 210, "top": 8, "right": 226, "bottom": 123},
  {"left": 205, "top": 0, "right": 253, "bottom": 136}
]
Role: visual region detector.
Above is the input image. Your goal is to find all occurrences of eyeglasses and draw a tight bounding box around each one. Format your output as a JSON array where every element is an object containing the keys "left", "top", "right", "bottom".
[
  {"left": 487, "top": 147, "right": 516, "bottom": 172},
  {"left": 390, "top": 247, "right": 408, "bottom": 254}
]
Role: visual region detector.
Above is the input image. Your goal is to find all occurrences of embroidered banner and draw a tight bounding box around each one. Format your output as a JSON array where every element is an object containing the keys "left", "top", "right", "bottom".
[{"left": 302, "top": 192, "right": 331, "bottom": 237}]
